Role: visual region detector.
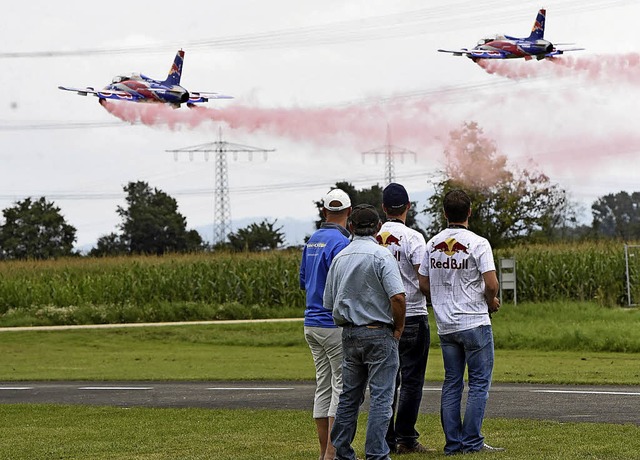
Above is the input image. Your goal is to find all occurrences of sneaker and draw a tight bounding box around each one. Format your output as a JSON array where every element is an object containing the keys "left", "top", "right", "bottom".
[
  {"left": 396, "top": 442, "right": 437, "bottom": 454},
  {"left": 477, "top": 443, "right": 505, "bottom": 453}
]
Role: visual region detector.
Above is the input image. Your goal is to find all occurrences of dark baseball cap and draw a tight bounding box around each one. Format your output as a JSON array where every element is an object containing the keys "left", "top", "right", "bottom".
[
  {"left": 383, "top": 183, "right": 409, "bottom": 209},
  {"left": 350, "top": 204, "right": 380, "bottom": 229}
]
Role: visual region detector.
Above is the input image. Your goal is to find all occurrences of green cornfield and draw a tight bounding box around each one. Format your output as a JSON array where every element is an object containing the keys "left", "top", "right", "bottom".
[
  {"left": 495, "top": 241, "right": 639, "bottom": 306},
  {"left": 0, "top": 241, "right": 637, "bottom": 326},
  {"left": 0, "top": 251, "right": 306, "bottom": 326}
]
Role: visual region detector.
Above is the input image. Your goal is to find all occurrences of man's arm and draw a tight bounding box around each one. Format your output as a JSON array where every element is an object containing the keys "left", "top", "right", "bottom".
[
  {"left": 390, "top": 293, "right": 406, "bottom": 340},
  {"left": 418, "top": 273, "right": 430, "bottom": 297},
  {"left": 483, "top": 270, "right": 500, "bottom": 313}
]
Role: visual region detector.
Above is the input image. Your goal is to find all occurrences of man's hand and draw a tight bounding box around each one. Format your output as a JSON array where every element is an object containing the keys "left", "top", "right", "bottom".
[
  {"left": 488, "top": 296, "right": 500, "bottom": 314},
  {"left": 393, "top": 328, "right": 403, "bottom": 341}
]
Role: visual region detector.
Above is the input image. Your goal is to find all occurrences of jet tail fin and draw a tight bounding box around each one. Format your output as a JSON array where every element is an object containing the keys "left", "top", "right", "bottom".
[
  {"left": 164, "top": 50, "right": 185, "bottom": 86},
  {"left": 527, "top": 8, "right": 546, "bottom": 41}
]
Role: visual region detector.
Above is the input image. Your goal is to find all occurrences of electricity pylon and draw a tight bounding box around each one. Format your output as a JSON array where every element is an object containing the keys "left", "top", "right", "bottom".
[
  {"left": 167, "top": 129, "right": 275, "bottom": 245},
  {"left": 362, "top": 124, "right": 416, "bottom": 185}
]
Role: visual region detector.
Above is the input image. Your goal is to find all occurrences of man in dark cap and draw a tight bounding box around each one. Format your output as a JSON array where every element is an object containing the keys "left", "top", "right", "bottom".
[
  {"left": 378, "top": 183, "right": 434, "bottom": 454},
  {"left": 324, "top": 204, "right": 406, "bottom": 460}
]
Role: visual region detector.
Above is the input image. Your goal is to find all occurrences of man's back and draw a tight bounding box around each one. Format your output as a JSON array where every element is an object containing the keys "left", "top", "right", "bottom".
[
  {"left": 377, "top": 220, "right": 427, "bottom": 315},
  {"left": 422, "top": 227, "right": 495, "bottom": 335},
  {"left": 324, "top": 235, "right": 404, "bottom": 327},
  {"left": 300, "top": 224, "right": 350, "bottom": 327}
]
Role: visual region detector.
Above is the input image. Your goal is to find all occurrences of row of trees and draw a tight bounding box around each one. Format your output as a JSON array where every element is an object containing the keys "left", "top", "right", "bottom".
[
  {"left": 0, "top": 181, "right": 286, "bottom": 259},
  {"left": 1, "top": 122, "right": 638, "bottom": 259}
]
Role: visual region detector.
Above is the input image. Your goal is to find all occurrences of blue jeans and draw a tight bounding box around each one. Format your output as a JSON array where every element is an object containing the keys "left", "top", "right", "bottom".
[
  {"left": 331, "top": 325, "right": 399, "bottom": 460},
  {"left": 439, "top": 325, "right": 494, "bottom": 455},
  {"left": 386, "top": 315, "right": 430, "bottom": 450}
]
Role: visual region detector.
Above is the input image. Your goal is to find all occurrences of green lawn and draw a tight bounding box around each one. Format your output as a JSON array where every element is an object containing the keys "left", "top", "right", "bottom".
[
  {"left": 0, "top": 301, "right": 638, "bottom": 459},
  {"left": 0, "top": 405, "right": 638, "bottom": 460},
  {"left": 1, "top": 302, "right": 639, "bottom": 383}
]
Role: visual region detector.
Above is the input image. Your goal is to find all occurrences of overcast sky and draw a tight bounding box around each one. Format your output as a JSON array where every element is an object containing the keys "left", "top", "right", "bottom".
[{"left": 2, "top": 0, "right": 639, "bottom": 247}]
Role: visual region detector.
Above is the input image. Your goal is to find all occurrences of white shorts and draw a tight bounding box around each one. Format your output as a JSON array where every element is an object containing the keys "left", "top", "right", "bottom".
[{"left": 304, "top": 326, "right": 343, "bottom": 418}]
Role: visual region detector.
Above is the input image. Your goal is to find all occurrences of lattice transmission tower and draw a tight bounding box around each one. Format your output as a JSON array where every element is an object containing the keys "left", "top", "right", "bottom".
[
  {"left": 362, "top": 124, "right": 417, "bottom": 184},
  {"left": 167, "top": 129, "right": 275, "bottom": 245}
]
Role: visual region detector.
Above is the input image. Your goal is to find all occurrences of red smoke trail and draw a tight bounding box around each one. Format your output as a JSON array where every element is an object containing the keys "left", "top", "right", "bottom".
[
  {"left": 101, "top": 77, "right": 639, "bottom": 193},
  {"left": 101, "top": 99, "right": 452, "bottom": 150},
  {"left": 476, "top": 53, "right": 640, "bottom": 83}
]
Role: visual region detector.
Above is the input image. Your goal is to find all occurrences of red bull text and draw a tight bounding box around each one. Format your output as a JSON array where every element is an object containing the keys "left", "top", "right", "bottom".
[{"left": 430, "top": 237, "right": 469, "bottom": 270}]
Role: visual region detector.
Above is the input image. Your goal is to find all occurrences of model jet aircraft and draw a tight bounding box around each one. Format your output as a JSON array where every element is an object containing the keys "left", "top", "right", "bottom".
[
  {"left": 58, "top": 50, "right": 232, "bottom": 108},
  {"left": 438, "top": 9, "right": 583, "bottom": 61}
]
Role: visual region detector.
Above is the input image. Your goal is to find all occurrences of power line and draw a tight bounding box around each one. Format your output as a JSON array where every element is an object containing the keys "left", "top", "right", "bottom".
[
  {"left": 0, "top": 0, "right": 629, "bottom": 58},
  {"left": 0, "top": 171, "right": 437, "bottom": 202}
]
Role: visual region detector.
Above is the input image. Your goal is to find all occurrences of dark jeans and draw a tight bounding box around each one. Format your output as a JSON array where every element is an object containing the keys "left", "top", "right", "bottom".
[{"left": 386, "top": 315, "right": 430, "bottom": 450}]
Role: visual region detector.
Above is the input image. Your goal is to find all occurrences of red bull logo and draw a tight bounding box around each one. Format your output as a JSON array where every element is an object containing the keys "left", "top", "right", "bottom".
[
  {"left": 376, "top": 232, "right": 402, "bottom": 248},
  {"left": 431, "top": 238, "right": 468, "bottom": 256},
  {"left": 430, "top": 237, "right": 469, "bottom": 270}
]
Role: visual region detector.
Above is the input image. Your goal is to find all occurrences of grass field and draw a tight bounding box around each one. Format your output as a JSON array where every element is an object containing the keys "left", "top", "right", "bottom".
[
  {"left": 0, "top": 301, "right": 638, "bottom": 383},
  {"left": 0, "top": 301, "right": 638, "bottom": 459},
  {"left": 0, "top": 406, "right": 638, "bottom": 460}
]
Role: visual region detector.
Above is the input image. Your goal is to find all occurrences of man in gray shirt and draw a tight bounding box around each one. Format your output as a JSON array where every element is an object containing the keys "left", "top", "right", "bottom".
[{"left": 324, "top": 204, "right": 406, "bottom": 460}]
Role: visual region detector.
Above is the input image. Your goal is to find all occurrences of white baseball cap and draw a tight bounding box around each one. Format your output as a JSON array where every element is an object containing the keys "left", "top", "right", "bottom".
[{"left": 323, "top": 188, "right": 351, "bottom": 211}]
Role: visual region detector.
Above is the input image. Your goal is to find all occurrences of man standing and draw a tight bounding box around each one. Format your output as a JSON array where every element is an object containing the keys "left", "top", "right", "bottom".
[
  {"left": 300, "top": 188, "right": 352, "bottom": 460},
  {"left": 324, "top": 204, "right": 406, "bottom": 460},
  {"left": 377, "top": 183, "right": 434, "bottom": 454},
  {"left": 418, "top": 189, "right": 503, "bottom": 456}
]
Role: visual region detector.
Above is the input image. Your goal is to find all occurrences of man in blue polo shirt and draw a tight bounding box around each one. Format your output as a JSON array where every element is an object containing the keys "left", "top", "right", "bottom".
[{"left": 300, "top": 188, "right": 352, "bottom": 460}]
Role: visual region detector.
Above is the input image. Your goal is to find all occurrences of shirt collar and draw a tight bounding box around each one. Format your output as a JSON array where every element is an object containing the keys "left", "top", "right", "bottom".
[{"left": 320, "top": 222, "right": 351, "bottom": 238}]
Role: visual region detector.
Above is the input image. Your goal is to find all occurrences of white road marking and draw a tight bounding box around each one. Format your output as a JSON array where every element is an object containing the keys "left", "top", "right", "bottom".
[
  {"left": 0, "top": 387, "right": 33, "bottom": 390},
  {"left": 532, "top": 390, "right": 640, "bottom": 396},
  {"left": 207, "top": 387, "right": 293, "bottom": 391},
  {"left": 0, "top": 318, "right": 303, "bottom": 333},
  {"left": 78, "top": 386, "right": 153, "bottom": 390}
]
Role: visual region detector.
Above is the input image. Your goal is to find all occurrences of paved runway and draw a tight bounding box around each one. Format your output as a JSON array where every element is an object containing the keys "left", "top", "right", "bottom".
[{"left": 1, "top": 381, "right": 638, "bottom": 425}]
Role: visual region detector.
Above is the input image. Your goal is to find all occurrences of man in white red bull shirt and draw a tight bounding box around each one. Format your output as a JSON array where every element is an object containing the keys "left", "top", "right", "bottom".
[{"left": 417, "top": 189, "right": 503, "bottom": 456}]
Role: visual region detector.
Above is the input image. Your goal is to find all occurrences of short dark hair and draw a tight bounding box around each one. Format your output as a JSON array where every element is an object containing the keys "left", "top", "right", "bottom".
[
  {"left": 385, "top": 203, "right": 407, "bottom": 217},
  {"left": 349, "top": 204, "right": 380, "bottom": 236},
  {"left": 443, "top": 189, "right": 471, "bottom": 223}
]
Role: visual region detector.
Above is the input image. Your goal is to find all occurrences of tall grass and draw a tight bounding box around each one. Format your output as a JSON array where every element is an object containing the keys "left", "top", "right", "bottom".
[{"left": 0, "top": 242, "right": 638, "bottom": 326}]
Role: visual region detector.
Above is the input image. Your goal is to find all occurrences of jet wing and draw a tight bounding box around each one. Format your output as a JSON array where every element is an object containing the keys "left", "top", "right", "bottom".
[
  {"left": 437, "top": 48, "right": 473, "bottom": 57},
  {"left": 437, "top": 49, "right": 508, "bottom": 59},
  {"left": 188, "top": 91, "right": 234, "bottom": 104},
  {"left": 58, "top": 86, "right": 138, "bottom": 101},
  {"left": 545, "top": 47, "right": 585, "bottom": 58}
]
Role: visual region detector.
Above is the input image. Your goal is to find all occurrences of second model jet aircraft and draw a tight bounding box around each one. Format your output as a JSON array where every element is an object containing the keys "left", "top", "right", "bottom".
[
  {"left": 59, "top": 50, "right": 232, "bottom": 108},
  {"left": 438, "top": 9, "right": 583, "bottom": 61}
]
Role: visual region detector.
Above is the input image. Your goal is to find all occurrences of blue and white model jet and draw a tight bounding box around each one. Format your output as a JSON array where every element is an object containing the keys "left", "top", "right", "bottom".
[
  {"left": 59, "top": 50, "right": 232, "bottom": 108},
  {"left": 438, "top": 9, "right": 583, "bottom": 61}
]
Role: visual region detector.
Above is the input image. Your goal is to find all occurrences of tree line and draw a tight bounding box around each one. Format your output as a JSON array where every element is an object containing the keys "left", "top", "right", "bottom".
[{"left": 1, "top": 122, "right": 638, "bottom": 260}]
